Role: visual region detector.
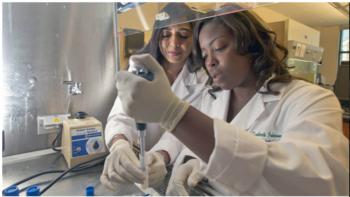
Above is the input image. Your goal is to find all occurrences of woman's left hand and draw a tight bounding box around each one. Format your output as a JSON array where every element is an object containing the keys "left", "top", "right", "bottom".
[{"left": 166, "top": 158, "right": 204, "bottom": 196}]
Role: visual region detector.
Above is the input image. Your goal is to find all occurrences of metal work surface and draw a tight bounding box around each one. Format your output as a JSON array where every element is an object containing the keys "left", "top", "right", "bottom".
[
  {"left": 3, "top": 149, "right": 219, "bottom": 196},
  {"left": 2, "top": 151, "right": 151, "bottom": 196}
]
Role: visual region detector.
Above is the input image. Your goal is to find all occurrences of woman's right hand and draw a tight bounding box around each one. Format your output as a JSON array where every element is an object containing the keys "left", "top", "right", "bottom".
[
  {"left": 116, "top": 54, "right": 189, "bottom": 132},
  {"left": 100, "top": 139, "right": 145, "bottom": 190}
]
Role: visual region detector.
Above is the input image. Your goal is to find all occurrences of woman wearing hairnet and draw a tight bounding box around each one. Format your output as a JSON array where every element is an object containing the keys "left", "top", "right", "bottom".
[
  {"left": 115, "top": 9, "right": 349, "bottom": 195},
  {"left": 100, "top": 3, "right": 208, "bottom": 192}
]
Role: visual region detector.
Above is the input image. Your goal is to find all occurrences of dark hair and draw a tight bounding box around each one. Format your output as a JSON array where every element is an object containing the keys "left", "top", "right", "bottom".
[
  {"left": 137, "top": 3, "right": 201, "bottom": 73},
  {"left": 193, "top": 10, "right": 292, "bottom": 95}
]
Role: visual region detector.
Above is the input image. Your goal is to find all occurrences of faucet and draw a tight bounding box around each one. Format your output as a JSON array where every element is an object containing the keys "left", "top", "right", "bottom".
[{"left": 63, "top": 81, "right": 83, "bottom": 95}]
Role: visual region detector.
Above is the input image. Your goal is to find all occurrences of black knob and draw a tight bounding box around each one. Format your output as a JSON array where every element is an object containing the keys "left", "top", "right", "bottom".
[{"left": 75, "top": 111, "right": 88, "bottom": 119}]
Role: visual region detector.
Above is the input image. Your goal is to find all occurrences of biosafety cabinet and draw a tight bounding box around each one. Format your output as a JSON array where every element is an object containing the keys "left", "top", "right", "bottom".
[
  {"left": 3, "top": 2, "right": 347, "bottom": 196},
  {"left": 1, "top": 2, "right": 270, "bottom": 157}
]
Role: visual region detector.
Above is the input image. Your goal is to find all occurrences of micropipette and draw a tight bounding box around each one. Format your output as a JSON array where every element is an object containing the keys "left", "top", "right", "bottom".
[{"left": 130, "top": 66, "right": 154, "bottom": 189}]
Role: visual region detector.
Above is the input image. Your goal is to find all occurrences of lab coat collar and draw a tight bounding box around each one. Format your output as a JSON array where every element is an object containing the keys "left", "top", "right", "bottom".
[
  {"left": 201, "top": 89, "right": 231, "bottom": 120},
  {"left": 232, "top": 77, "right": 282, "bottom": 130},
  {"left": 171, "top": 63, "right": 206, "bottom": 100},
  {"left": 259, "top": 75, "right": 283, "bottom": 102},
  {"left": 232, "top": 93, "right": 265, "bottom": 130},
  {"left": 171, "top": 64, "right": 190, "bottom": 99},
  {"left": 202, "top": 74, "right": 283, "bottom": 130}
]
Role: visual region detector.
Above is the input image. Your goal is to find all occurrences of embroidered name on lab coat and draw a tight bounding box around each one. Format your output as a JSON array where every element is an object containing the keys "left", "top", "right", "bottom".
[{"left": 253, "top": 131, "right": 282, "bottom": 142}]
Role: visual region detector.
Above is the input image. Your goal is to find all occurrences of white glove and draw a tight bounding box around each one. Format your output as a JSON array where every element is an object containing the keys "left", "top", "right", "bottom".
[
  {"left": 116, "top": 53, "right": 189, "bottom": 131},
  {"left": 147, "top": 151, "right": 168, "bottom": 187},
  {"left": 100, "top": 139, "right": 145, "bottom": 190},
  {"left": 166, "top": 159, "right": 204, "bottom": 196}
]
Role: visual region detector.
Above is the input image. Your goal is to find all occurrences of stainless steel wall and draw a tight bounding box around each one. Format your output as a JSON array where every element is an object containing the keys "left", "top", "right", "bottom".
[{"left": 2, "top": 3, "right": 117, "bottom": 156}]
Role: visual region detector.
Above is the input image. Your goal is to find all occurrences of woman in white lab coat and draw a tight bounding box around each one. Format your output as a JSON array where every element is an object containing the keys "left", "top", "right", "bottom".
[
  {"left": 100, "top": 3, "right": 208, "bottom": 191},
  {"left": 115, "top": 10, "right": 349, "bottom": 195}
]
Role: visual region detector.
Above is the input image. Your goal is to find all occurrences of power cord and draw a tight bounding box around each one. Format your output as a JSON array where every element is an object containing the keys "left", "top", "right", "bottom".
[
  {"left": 2, "top": 154, "right": 107, "bottom": 195},
  {"left": 18, "top": 168, "right": 101, "bottom": 194},
  {"left": 39, "top": 154, "right": 106, "bottom": 195},
  {"left": 51, "top": 125, "right": 63, "bottom": 152},
  {"left": 7, "top": 170, "right": 64, "bottom": 188}
]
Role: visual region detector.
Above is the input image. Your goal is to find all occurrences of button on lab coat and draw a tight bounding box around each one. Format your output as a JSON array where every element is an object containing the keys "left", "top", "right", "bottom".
[
  {"left": 104, "top": 64, "right": 207, "bottom": 149},
  {"left": 158, "top": 79, "right": 349, "bottom": 195}
]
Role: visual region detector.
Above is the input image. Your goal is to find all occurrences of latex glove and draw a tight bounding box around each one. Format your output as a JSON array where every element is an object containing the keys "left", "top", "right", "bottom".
[
  {"left": 100, "top": 139, "right": 145, "bottom": 190},
  {"left": 147, "top": 151, "right": 168, "bottom": 187},
  {"left": 166, "top": 159, "right": 204, "bottom": 196},
  {"left": 116, "top": 53, "right": 189, "bottom": 131}
]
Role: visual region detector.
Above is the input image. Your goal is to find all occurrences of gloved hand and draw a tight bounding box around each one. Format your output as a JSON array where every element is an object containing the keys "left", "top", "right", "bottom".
[
  {"left": 166, "top": 159, "right": 204, "bottom": 196},
  {"left": 100, "top": 139, "right": 145, "bottom": 190},
  {"left": 147, "top": 151, "right": 168, "bottom": 187},
  {"left": 116, "top": 53, "right": 189, "bottom": 132}
]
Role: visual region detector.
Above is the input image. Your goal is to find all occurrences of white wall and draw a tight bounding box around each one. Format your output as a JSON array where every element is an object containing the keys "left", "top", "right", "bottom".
[
  {"left": 254, "top": 7, "right": 320, "bottom": 46},
  {"left": 253, "top": 7, "right": 288, "bottom": 23}
]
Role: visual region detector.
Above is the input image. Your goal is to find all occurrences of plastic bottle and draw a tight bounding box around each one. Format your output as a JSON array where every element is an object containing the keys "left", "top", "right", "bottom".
[
  {"left": 86, "top": 186, "right": 94, "bottom": 196},
  {"left": 3, "top": 185, "right": 20, "bottom": 196},
  {"left": 26, "top": 185, "right": 40, "bottom": 196}
]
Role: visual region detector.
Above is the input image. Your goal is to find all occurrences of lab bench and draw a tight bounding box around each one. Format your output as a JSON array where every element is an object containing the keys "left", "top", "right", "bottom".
[
  {"left": 2, "top": 150, "right": 218, "bottom": 196},
  {"left": 2, "top": 150, "right": 157, "bottom": 196}
]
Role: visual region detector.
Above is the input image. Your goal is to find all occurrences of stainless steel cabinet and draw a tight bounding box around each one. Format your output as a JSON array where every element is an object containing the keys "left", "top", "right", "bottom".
[{"left": 2, "top": 3, "right": 117, "bottom": 156}]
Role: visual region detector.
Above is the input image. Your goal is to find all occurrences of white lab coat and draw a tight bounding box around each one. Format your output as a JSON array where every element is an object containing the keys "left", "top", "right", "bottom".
[
  {"left": 158, "top": 79, "right": 349, "bottom": 195},
  {"left": 104, "top": 64, "right": 207, "bottom": 150}
]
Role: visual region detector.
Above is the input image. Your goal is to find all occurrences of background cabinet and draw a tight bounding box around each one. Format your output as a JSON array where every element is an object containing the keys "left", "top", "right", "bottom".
[{"left": 268, "top": 19, "right": 321, "bottom": 47}]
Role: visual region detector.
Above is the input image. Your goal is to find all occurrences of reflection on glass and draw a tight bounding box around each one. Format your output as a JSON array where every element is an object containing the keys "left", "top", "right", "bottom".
[
  {"left": 116, "top": 2, "right": 274, "bottom": 69},
  {"left": 116, "top": 2, "right": 272, "bottom": 36}
]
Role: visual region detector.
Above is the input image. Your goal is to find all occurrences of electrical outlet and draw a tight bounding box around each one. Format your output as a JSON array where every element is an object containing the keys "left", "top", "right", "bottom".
[{"left": 37, "top": 114, "right": 70, "bottom": 135}]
